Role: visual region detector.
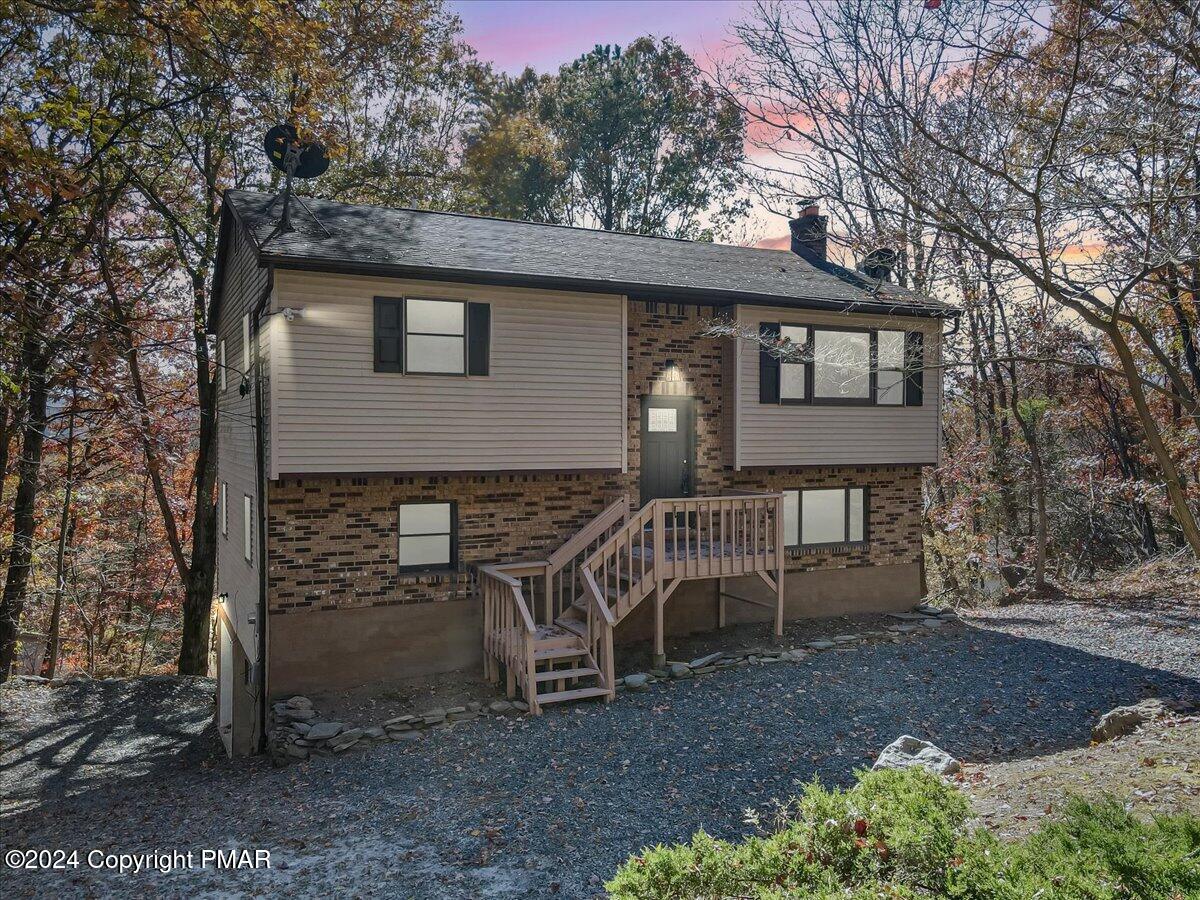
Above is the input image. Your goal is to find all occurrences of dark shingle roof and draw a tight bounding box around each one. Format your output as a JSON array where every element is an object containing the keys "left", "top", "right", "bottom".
[{"left": 220, "top": 190, "right": 953, "bottom": 318}]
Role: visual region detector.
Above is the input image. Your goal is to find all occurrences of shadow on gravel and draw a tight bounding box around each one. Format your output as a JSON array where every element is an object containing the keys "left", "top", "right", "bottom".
[{"left": 1, "top": 676, "right": 220, "bottom": 815}]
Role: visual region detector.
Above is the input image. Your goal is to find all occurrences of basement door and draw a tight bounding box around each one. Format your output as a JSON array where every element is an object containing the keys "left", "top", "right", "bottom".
[{"left": 640, "top": 395, "right": 696, "bottom": 504}]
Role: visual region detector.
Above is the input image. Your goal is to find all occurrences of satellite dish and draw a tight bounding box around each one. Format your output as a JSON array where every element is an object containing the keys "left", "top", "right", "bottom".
[
  {"left": 263, "top": 124, "right": 330, "bottom": 179},
  {"left": 262, "top": 124, "right": 330, "bottom": 232},
  {"left": 859, "top": 247, "right": 898, "bottom": 282}
]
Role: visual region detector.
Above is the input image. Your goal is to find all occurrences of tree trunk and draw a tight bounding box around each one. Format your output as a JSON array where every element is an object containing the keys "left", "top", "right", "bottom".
[
  {"left": 177, "top": 270, "right": 218, "bottom": 675},
  {"left": 42, "top": 383, "right": 79, "bottom": 678},
  {"left": 1106, "top": 324, "right": 1200, "bottom": 555},
  {"left": 0, "top": 339, "right": 49, "bottom": 680}
]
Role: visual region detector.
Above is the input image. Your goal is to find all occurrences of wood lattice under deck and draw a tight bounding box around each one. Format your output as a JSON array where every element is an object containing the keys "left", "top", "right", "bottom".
[{"left": 479, "top": 493, "right": 785, "bottom": 713}]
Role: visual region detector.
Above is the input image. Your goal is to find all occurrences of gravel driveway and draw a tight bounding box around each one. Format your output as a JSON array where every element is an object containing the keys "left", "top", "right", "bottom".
[{"left": 4, "top": 595, "right": 1198, "bottom": 899}]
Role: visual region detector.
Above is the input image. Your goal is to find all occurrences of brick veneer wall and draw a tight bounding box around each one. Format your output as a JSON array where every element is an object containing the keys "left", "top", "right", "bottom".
[{"left": 266, "top": 302, "right": 925, "bottom": 614}]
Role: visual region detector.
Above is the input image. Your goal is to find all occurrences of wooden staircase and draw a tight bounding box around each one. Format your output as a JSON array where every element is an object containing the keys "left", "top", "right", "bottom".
[{"left": 480, "top": 491, "right": 785, "bottom": 713}]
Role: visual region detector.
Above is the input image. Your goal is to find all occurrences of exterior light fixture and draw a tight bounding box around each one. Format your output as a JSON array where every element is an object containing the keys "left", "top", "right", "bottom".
[{"left": 280, "top": 307, "right": 305, "bottom": 322}]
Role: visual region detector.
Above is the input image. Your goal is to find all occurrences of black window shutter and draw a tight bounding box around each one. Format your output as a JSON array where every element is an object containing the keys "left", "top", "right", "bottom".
[
  {"left": 467, "top": 302, "right": 490, "bottom": 376},
  {"left": 905, "top": 331, "right": 924, "bottom": 406},
  {"left": 759, "top": 322, "right": 781, "bottom": 403},
  {"left": 374, "top": 298, "right": 403, "bottom": 372}
]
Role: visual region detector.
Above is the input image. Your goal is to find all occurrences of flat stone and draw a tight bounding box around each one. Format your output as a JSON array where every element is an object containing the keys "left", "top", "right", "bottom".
[
  {"left": 392, "top": 730, "right": 423, "bottom": 742},
  {"left": 885, "top": 624, "right": 919, "bottom": 634},
  {"left": 688, "top": 652, "right": 724, "bottom": 669},
  {"left": 693, "top": 665, "right": 716, "bottom": 674},
  {"left": 291, "top": 721, "right": 312, "bottom": 735},
  {"left": 305, "top": 722, "right": 343, "bottom": 741},
  {"left": 914, "top": 603, "right": 944, "bottom": 616},
  {"left": 385, "top": 723, "right": 412, "bottom": 733},
  {"left": 512, "top": 700, "right": 529, "bottom": 712},
  {"left": 446, "top": 706, "right": 466, "bottom": 715},
  {"left": 384, "top": 715, "right": 415, "bottom": 727},
  {"left": 363, "top": 726, "right": 386, "bottom": 739},
  {"left": 886, "top": 612, "right": 928, "bottom": 621},
  {"left": 286, "top": 744, "right": 309, "bottom": 759},
  {"left": 447, "top": 710, "right": 476, "bottom": 722},
  {"left": 488, "top": 700, "right": 514, "bottom": 714},
  {"left": 873, "top": 735, "right": 960, "bottom": 776},
  {"left": 649, "top": 669, "right": 668, "bottom": 679},
  {"left": 285, "top": 695, "right": 313, "bottom": 710},
  {"left": 806, "top": 640, "right": 835, "bottom": 650},
  {"left": 759, "top": 656, "right": 782, "bottom": 664},
  {"left": 331, "top": 738, "right": 359, "bottom": 753},
  {"left": 832, "top": 634, "right": 859, "bottom": 643},
  {"left": 328, "top": 727, "right": 363, "bottom": 749},
  {"left": 668, "top": 662, "right": 693, "bottom": 679},
  {"left": 467, "top": 701, "right": 482, "bottom": 712},
  {"left": 920, "top": 618, "right": 944, "bottom": 629},
  {"left": 425, "top": 707, "right": 446, "bottom": 719},
  {"left": 623, "top": 673, "right": 650, "bottom": 691}
]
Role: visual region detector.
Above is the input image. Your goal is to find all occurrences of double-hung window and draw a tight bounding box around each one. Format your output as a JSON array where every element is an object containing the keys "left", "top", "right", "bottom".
[
  {"left": 374, "top": 297, "right": 490, "bottom": 376},
  {"left": 778, "top": 325, "right": 809, "bottom": 402},
  {"left": 397, "top": 502, "right": 457, "bottom": 573},
  {"left": 783, "top": 487, "right": 868, "bottom": 548},
  {"left": 760, "top": 322, "right": 924, "bottom": 406},
  {"left": 876, "top": 330, "right": 906, "bottom": 405}
]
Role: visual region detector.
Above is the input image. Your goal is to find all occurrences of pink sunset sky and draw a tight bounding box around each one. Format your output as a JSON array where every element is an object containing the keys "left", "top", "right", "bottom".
[{"left": 449, "top": 0, "right": 793, "bottom": 246}]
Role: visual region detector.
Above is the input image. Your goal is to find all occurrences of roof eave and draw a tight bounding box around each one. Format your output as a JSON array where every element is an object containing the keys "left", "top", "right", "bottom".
[{"left": 261, "top": 252, "right": 957, "bottom": 319}]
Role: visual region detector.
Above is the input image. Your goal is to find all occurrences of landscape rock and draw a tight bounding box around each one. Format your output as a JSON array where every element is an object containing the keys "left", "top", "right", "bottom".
[
  {"left": 305, "top": 721, "right": 344, "bottom": 742},
  {"left": 920, "top": 618, "right": 945, "bottom": 629},
  {"left": 488, "top": 700, "right": 514, "bottom": 714},
  {"left": 668, "top": 662, "right": 693, "bottom": 679},
  {"left": 873, "top": 734, "right": 961, "bottom": 776},
  {"left": 1092, "top": 699, "right": 1171, "bottom": 743},
  {"left": 623, "top": 673, "right": 650, "bottom": 691},
  {"left": 806, "top": 640, "right": 835, "bottom": 650},
  {"left": 285, "top": 695, "right": 313, "bottom": 710},
  {"left": 688, "top": 652, "right": 724, "bottom": 669}
]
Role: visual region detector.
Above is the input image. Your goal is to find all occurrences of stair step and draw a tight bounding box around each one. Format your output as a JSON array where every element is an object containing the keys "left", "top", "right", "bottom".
[
  {"left": 534, "top": 666, "right": 599, "bottom": 683},
  {"left": 533, "top": 646, "right": 586, "bottom": 662},
  {"left": 536, "top": 685, "right": 611, "bottom": 705},
  {"left": 555, "top": 617, "right": 588, "bottom": 638}
]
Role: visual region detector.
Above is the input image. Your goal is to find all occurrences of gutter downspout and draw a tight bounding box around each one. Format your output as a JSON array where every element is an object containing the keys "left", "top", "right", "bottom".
[{"left": 250, "top": 269, "right": 273, "bottom": 752}]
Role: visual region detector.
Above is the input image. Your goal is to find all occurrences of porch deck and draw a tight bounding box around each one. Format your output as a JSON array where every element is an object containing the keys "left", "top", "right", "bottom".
[{"left": 479, "top": 492, "right": 785, "bottom": 713}]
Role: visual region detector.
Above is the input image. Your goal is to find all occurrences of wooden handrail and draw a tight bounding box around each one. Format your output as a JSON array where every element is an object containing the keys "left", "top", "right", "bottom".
[
  {"left": 479, "top": 565, "right": 536, "bottom": 634},
  {"left": 548, "top": 495, "right": 629, "bottom": 570},
  {"left": 580, "top": 568, "right": 616, "bottom": 626}
]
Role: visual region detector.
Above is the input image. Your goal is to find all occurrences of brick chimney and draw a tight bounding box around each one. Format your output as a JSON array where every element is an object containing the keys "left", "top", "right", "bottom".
[{"left": 789, "top": 205, "right": 827, "bottom": 263}]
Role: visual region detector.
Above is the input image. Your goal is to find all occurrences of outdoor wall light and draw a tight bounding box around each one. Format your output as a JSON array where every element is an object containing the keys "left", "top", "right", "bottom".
[{"left": 280, "top": 306, "right": 305, "bottom": 322}]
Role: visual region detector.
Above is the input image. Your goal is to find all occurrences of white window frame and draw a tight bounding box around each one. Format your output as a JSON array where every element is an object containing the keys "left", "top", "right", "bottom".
[
  {"left": 876, "top": 330, "right": 906, "bottom": 406},
  {"left": 243, "top": 494, "right": 253, "bottom": 563},
  {"left": 405, "top": 298, "right": 467, "bottom": 376},
  {"left": 397, "top": 501, "right": 456, "bottom": 573},
  {"left": 783, "top": 487, "right": 868, "bottom": 548}
]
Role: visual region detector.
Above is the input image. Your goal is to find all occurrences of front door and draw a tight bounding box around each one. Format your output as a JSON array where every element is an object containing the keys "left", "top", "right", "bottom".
[{"left": 640, "top": 395, "right": 696, "bottom": 504}]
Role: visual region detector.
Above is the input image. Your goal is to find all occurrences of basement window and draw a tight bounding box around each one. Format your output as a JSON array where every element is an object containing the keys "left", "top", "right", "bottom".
[
  {"left": 783, "top": 487, "right": 868, "bottom": 548},
  {"left": 397, "top": 502, "right": 457, "bottom": 573}
]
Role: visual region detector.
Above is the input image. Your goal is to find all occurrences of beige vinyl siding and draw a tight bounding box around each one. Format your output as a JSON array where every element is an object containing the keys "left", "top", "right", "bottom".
[
  {"left": 268, "top": 270, "right": 625, "bottom": 475},
  {"left": 736, "top": 304, "right": 942, "bottom": 468},
  {"left": 215, "top": 222, "right": 266, "bottom": 659}
]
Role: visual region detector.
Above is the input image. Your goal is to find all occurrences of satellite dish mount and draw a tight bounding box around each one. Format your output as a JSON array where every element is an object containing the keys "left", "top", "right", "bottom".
[{"left": 263, "top": 124, "right": 330, "bottom": 233}]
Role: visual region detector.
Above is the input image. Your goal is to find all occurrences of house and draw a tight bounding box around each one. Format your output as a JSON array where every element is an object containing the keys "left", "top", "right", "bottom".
[{"left": 209, "top": 190, "right": 954, "bottom": 756}]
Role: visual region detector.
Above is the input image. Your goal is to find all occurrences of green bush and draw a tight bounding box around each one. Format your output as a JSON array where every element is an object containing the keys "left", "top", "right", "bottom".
[{"left": 606, "top": 769, "right": 1200, "bottom": 899}]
